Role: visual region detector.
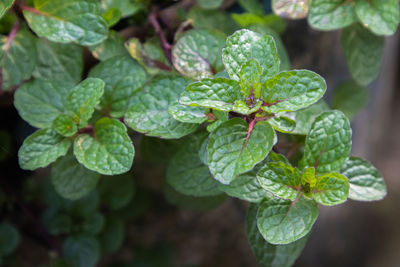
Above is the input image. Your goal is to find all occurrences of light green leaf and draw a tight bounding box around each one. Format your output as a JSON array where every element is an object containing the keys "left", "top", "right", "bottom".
[
  {"left": 63, "top": 235, "right": 100, "bottom": 267},
  {"left": 340, "top": 157, "right": 387, "bottom": 201},
  {"left": 33, "top": 38, "right": 83, "bottom": 83},
  {"left": 179, "top": 78, "right": 240, "bottom": 112},
  {"left": 89, "top": 30, "right": 128, "bottom": 61},
  {"left": 208, "top": 118, "right": 275, "bottom": 184},
  {"left": 65, "top": 78, "right": 105, "bottom": 126},
  {"left": 238, "top": 0, "right": 264, "bottom": 16},
  {"left": 301, "top": 167, "right": 316, "bottom": 199},
  {"left": 300, "top": 110, "right": 352, "bottom": 174},
  {"left": 14, "top": 79, "right": 74, "bottom": 129},
  {"left": 53, "top": 114, "right": 77, "bottom": 137},
  {"left": 172, "top": 29, "right": 225, "bottom": 80},
  {"left": 240, "top": 59, "right": 262, "bottom": 99},
  {"left": 222, "top": 29, "right": 280, "bottom": 81},
  {"left": 233, "top": 14, "right": 287, "bottom": 34},
  {"left": 89, "top": 56, "right": 146, "bottom": 118},
  {"left": 246, "top": 204, "right": 308, "bottom": 267},
  {"left": 125, "top": 75, "right": 198, "bottom": 139},
  {"left": 197, "top": 0, "right": 224, "bottom": 10},
  {"left": 268, "top": 116, "right": 296, "bottom": 133},
  {"left": 168, "top": 102, "right": 208, "bottom": 124},
  {"left": 0, "top": 223, "right": 19, "bottom": 257},
  {"left": 18, "top": 128, "right": 71, "bottom": 170},
  {"left": 308, "top": 0, "right": 357, "bottom": 30},
  {"left": 341, "top": 24, "right": 384, "bottom": 86},
  {"left": 102, "top": 7, "right": 121, "bottom": 27},
  {"left": 331, "top": 80, "right": 369, "bottom": 120},
  {"left": 257, "top": 162, "right": 301, "bottom": 201},
  {"left": 0, "top": 29, "right": 36, "bottom": 90},
  {"left": 74, "top": 118, "right": 134, "bottom": 175},
  {"left": 313, "top": 172, "right": 349, "bottom": 206},
  {"left": 355, "top": 0, "right": 400, "bottom": 36},
  {"left": 99, "top": 173, "right": 135, "bottom": 210},
  {"left": 257, "top": 196, "right": 318, "bottom": 244},
  {"left": 262, "top": 70, "right": 326, "bottom": 114},
  {"left": 0, "top": 0, "right": 14, "bottom": 19},
  {"left": 167, "top": 131, "right": 220, "bottom": 197},
  {"left": 232, "top": 99, "right": 262, "bottom": 115},
  {"left": 51, "top": 153, "right": 100, "bottom": 200},
  {"left": 101, "top": 0, "right": 144, "bottom": 18},
  {"left": 272, "top": 0, "right": 310, "bottom": 19},
  {"left": 99, "top": 216, "right": 124, "bottom": 253},
  {"left": 23, "top": 0, "right": 108, "bottom": 46}
]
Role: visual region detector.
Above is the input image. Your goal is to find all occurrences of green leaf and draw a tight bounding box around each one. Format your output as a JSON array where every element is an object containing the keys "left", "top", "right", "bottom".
[
  {"left": 240, "top": 59, "right": 262, "bottom": 99},
  {"left": 18, "top": 128, "right": 71, "bottom": 170},
  {"left": 257, "top": 196, "right": 318, "bottom": 244},
  {"left": 222, "top": 29, "right": 280, "bottom": 81},
  {"left": 65, "top": 78, "right": 105, "bottom": 126},
  {"left": 0, "top": 223, "right": 19, "bottom": 257},
  {"left": 33, "top": 38, "right": 83, "bottom": 83},
  {"left": 99, "top": 173, "right": 135, "bottom": 210},
  {"left": 197, "top": 0, "right": 224, "bottom": 10},
  {"left": 166, "top": 131, "right": 220, "bottom": 197},
  {"left": 331, "top": 80, "right": 369, "bottom": 120},
  {"left": 301, "top": 167, "right": 316, "bottom": 199},
  {"left": 0, "top": 29, "right": 36, "bottom": 90},
  {"left": 268, "top": 116, "right": 296, "bottom": 133},
  {"left": 188, "top": 7, "right": 239, "bottom": 35},
  {"left": 272, "top": 0, "right": 310, "bottom": 19},
  {"left": 180, "top": 78, "right": 240, "bottom": 112},
  {"left": 313, "top": 172, "right": 349, "bottom": 206},
  {"left": 53, "top": 114, "right": 78, "bottom": 137},
  {"left": 0, "top": 0, "right": 14, "bottom": 19},
  {"left": 246, "top": 204, "right": 308, "bottom": 267},
  {"left": 63, "top": 235, "right": 100, "bottom": 267},
  {"left": 300, "top": 110, "right": 352, "bottom": 174},
  {"left": 308, "top": 0, "right": 357, "bottom": 30},
  {"left": 341, "top": 24, "right": 384, "bottom": 86},
  {"left": 139, "top": 136, "right": 180, "bottom": 164},
  {"left": 89, "top": 30, "right": 128, "bottom": 61},
  {"left": 355, "top": 0, "right": 400, "bottom": 36},
  {"left": 81, "top": 212, "right": 105, "bottom": 235},
  {"left": 51, "top": 153, "right": 100, "bottom": 200},
  {"left": 74, "top": 118, "right": 134, "bottom": 175},
  {"left": 101, "top": 0, "right": 144, "bottom": 18},
  {"left": 257, "top": 162, "right": 301, "bottom": 201},
  {"left": 238, "top": 0, "right": 264, "bottom": 16},
  {"left": 42, "top": 209, "right": 72, "bottom": 235},
  {"left": 125, "top": 75, "right": 199, "bottom": 139},
  {"left": 99, "top": 217, "right": 124, "bottom": 253},
  {"left": 262, "top": 70, "right": 326, "bottom": 114},
  {"left": 102, "top": 7, "right": 121, "bottom": 27},
  {"left": 23, "top": 0, "right": 108, "bottom": 46},
  {"left": 233, "top": 14, "right": 287, "bottom": 34},
  {"left": 168, "top": 102, "right": 208, "bottom": 124},
  {"left": 340, "top": 157, "right": 387, "bottom": 201},
  {"left": 89, "top": 56, "right": 146, "bottom": 118},
  {"left": 14, "top": 79, "right": 74, "bottom": 128},
  {"left": 172, "top": 29, "right": 225, "bottom": 80},
  {"left": 208, "top": 118, "right": 275, "bottom": 184}
]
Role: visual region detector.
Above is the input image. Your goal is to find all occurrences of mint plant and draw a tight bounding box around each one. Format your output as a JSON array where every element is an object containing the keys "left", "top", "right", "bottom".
[{"left": 0, "top": 0, "right": 394, "bottom": 266}]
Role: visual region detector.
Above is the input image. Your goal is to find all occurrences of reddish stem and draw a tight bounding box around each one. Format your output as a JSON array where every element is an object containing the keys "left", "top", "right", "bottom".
[
  {"left": 148, "top": 13, "right": 172, "bottom": 65},
  {"left": 4, "top": 22, "right": 20, "bottom": 51}
]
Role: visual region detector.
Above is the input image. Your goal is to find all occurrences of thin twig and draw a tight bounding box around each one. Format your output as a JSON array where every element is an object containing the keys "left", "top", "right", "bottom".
[
  {"left": 4, "top": 21, "right": 20, "bottom": 51},
  {"left": 148, "top": 13, "right": 172, "bottom": 65}
]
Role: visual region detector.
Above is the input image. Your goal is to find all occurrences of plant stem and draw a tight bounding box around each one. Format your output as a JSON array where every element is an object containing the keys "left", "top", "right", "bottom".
[
  {"left": 148, "top": 13, "right": 172, "bottom": 65},
  {"left": 4, "top": 21, "right": 20, "bottom": 51}
]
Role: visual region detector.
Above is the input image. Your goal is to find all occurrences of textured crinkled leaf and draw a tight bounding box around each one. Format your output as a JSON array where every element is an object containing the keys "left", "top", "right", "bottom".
[
  {"left": 180, "top": 78, "right": 240, "bottom": 111},
  {"left": 53, "top": 114, "right": 77, "bottom": 137},
  {"left": 99, "top": 173, "right": 135, "bottom": 210},
  {"left": 300, "top": 110, "right": 352, "bottom": 174},
  {"left": 240, "top": 59, "right": 262, "bottom": 99},
  {"left": 14, "top": 79, "right": 74, "bottom": 128},
  {"left": 188, "top": 7, "right": 239, "bottom": 35},
  {"left": 65, "top": 78, "right": 105, "bottom": 126},
  {"left": 286, "top": 100, "right": 330, "bottom": 135},
  {"left": 0, "top": 29, "right": 36, "bottom": 90},
  {"left": 222, "top": 29, "right": 280, "bottom": 81},
  {"left": 99, "top": 216, "right": 124, "bottom": 253},
  {"left": 89, "top": 56, "right": 146, "bottom": 118},
  {"left": 51, "top": 153, "right": 100, "bottom": 200},
  {"left": 63, "top": 235, "right": 100, "bottom": 267},
  {"left": 18, "top": 128, "right": 71, "bottom": 170},
  {"left": 355, "top": 0, "right": 400, "bottom": 36},
  {"left": 33, "top": 38, "right": 83, "bottom": 83},
  {"left": 268, "top": 116, "right": 296, "bottom": 133},
  {"left": 246, "top": 204, "right": 308, "bottom": 267},
  {"left": 301, "top": 167, "right": 316, "bottom": 199},
  {"left": 313, "top": 172, "right": 349, "bottom": 206},
  {"left": 208, "top": 118, "right": 275, "bottom": 184},
  {"left": 0, "top": 0, "right": 14, "bottom": 19},
  {"left": 308, "top": 0, "right": 357, "bottom": 30},
  {"left": 89, "top": 30, "right": 128, "bottom": 61},
  {"left": 257, "top": 162, "right": 301, "bottom": 201},
  {"left": 232, "top": 99, "right": 262, "bottom": 115},
  {"left": 262, "top": 70, "right": 326, "bottom": 114},
  {"left": 0, "top": 223, "right": 19, "bottom": 257},
  {"left": 272, "top": 0, "right": 310, "bottom": 19},
  {"left": 172, "top": 29, "right": 225, "bottom": 80},
  {"left": 101, "top": 0, "right": 143, "bottom": 17},
  {"left": 342, "top": 24, "right": 384, "bottom": 86},
  {"left": 168, "top": 102, "right": 208, "bottom": 124},
  {"left": 340, "top": 157, "right": 387, "bottom": 201},
  {"left": 167, "top": 132, "right": 220, "bottom": 197},
  {"left": 74, "top": 118, "right": 134, "bottom": 175},
  {"left": 125, "top": 75, "right": 198, "bottom": 139},
  {"left": 23, "top": 0, "right": 108, "bottom": 45},
  {"left": 331, "top": 80, "right": 369, "bottom": 120},
  {"left": 257, "top": 197, "right": 318, "bottom": 244}
]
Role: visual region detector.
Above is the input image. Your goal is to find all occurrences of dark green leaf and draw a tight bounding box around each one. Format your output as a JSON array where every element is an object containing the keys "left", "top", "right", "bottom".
[
  {"left": 99, "top": 173, "right": 135, "bottom": 210},
  {"left": 238, "top": 0, "right": 264, "bottom": 16},
  {"left": 99, "top": 216, "right": 124, "bottom": 253},
  {"left": 63, "top": 235, "right": 100, "bottom": 267},
  {"left": 102, "top": 0, "right": 144, "bottom": 18},
  {"left": 308, "top": 0, "right": 357, "bottom": 30},
  {"left": 0, "top": 223, "right": 19, "bottom": 257}
]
